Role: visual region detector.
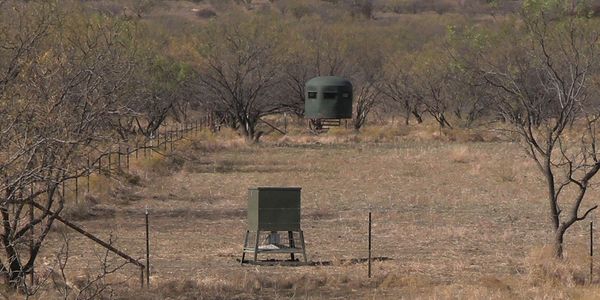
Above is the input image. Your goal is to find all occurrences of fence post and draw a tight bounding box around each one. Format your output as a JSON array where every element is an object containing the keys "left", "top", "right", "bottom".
[
  {"left": 107, "top": 151, "right": 111, "bottom": 178},
  {"left": 146, "top": 207, "right": 150, "bottom": 288},
  {"left": 164, "top": 133, "right": 168, "bottom": 151},
  {"left": 591, "top": 221, "right": 594, "bottom": 284},
  {"left": 75, "top": 177, "right": 78, "bottom": 204},
  {"left": 126, "top": 147, "right": 130, "bottom": 170},
  {"left": 87, "top": 156, "right": 90, "bottom": 193},
  {"left": 368, "top": 211, "right": 372, "bottom": 279},
  {"left": 140, "top": 267, "right": 144, "bottom": 289},
  {"left": 29, "top": 183, "right": 34, "bottom": 286},
  {"left": 98, "top": 155, "right": 102, "bottom": 175},
  {"left": 61, "top": 180, "right": 66, "bottom": 204}
]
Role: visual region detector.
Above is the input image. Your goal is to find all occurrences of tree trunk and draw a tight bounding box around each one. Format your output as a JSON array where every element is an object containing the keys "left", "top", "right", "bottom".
[
  {"left": 353, "top": 117, "right": 364, "bottom": 132},
  {"left": 403, "top": 100, "right": 411, "bottom": 125},
  {"left": 240, "top": 117, "right": 263, "bottom": 143},
  {"left": 412, "top": 109, "right": 423, "bottom": 124},
  {"left": 553, "top": 227, "right": 565, "bottom": 259}
]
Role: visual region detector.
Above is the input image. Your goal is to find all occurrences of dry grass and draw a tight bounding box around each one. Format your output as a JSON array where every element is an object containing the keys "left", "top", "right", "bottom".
[
  {"left": 448, "top": 144, "right": 471, "bottom": 163},
  {"left": 31, "top": 123, "right": 600, "bottom": 299}
]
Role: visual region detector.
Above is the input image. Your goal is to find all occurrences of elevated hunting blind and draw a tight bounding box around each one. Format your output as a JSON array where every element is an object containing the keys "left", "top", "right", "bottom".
[
  {"left": 305, "top": 76, "right": 353, "bottom": 120},
  {"left": 241, "top": 187, "right": 307, "bottom": 263}
]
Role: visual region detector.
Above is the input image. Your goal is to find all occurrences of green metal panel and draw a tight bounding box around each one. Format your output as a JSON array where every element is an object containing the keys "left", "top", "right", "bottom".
[
  {"left": 305, "top": 76, "right": 353, "bottom": 119},
  {"left": 247, "top": 187, "right": 301, "bottom": 231},
  {"left": 247, "top": 189, "right": 260, "bottom": 230}
]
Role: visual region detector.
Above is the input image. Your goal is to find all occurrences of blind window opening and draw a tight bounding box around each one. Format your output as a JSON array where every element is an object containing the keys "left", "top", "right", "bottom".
[{"left": 323, "top": 92, "right": 337, "bottom": 99}]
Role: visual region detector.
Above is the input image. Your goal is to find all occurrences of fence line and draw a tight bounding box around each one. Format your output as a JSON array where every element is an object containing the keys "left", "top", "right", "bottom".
[
  {"left": 35, "top": 204, "right": 598, "bottom": 292},
  {"left": 12, "top": 115, "right": 599, "bottom": 289},
  {"left": 21, "top": 117, "right": 213, "bottom": 289}
]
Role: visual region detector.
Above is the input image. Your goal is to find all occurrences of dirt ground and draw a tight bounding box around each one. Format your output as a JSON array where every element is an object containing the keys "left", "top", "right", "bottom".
[{"left": 34, "top": 127, "right": 600, "bottom": 299}]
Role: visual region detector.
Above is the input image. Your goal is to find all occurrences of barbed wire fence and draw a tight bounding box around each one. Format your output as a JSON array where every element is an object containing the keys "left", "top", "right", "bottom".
[
  {"left": 15, "top": 116, "right": 217, "bottom": 292},
  {"left": 50, "top": 204, "right": 598, "bottom": 292},
  {"left": 12, "top": 114, "right": 599, "bottom": 293}
]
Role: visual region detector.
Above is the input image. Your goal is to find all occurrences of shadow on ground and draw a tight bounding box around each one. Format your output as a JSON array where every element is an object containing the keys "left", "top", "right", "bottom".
[{"left": 237, "top": 256, "right": 393, "bottom": 266}]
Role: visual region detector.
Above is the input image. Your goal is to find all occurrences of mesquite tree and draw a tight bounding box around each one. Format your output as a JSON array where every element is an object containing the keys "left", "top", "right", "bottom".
[
  {"left": 280, "top": 22, "right": 354, "bottom": 117},
  {"left": 381, "top": 52, "right": 425, "bottom": 125},
  {"left": 412, "top": 45, "right": 455, "bottom": 129},
  {"left": 473, "top": 6, "right": 600, "bottom": 257},
  {"left": 194, "top": 13, "right": 287, "bottom": 142},
  {"left": 0, "top": 1, "right": 135, "bottom": 289}
]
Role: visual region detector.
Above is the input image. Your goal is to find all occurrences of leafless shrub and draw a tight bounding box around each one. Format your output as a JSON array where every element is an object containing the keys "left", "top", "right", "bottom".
[{"left": 47, "top": 230, "right": 132, "bottom": 300}]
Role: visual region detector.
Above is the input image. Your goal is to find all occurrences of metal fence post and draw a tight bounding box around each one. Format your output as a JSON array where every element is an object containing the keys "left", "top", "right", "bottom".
[
  {"left": 29, "top": 183, "right": 34, "bottom": 286},
  {"left": 591, "top": 221, "right": 594, "bottom": 284},
  {"left": 107, "top": 151, "right": 111, "bottom": 178},
  {"left": 62, "top": 180, "right": 65, "bottom": 202},
  {"left": 87, "top": 156, "right": 90, "bottom": 193},
  {"left": 75, "top": 177, "right": 78, "bottom": 204},
  {"left": 164, "top": 133, "right": 168, "bottom": 151},
  {"left": 368, "top": 211, "right": 372, "bottom": 279},
  {"left": 146, "top": 207, "right": 150, "bottom": 288}
]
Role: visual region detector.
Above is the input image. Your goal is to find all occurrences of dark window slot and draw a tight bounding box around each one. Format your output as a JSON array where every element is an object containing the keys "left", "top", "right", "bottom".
[
  {"left": 307, "top": 92, "right": 317, "bottom": 99},
  {"left": 323, "top": 92, "right": 337, "bottom": 99}
]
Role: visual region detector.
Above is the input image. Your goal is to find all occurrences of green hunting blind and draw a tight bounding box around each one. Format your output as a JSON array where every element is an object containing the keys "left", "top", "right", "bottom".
[
  {"left": 304, "top": 76, "right": 353, "bottom": 127},
  {"left": 241, "top": 187, "right": 307, "bottom": 263}
]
